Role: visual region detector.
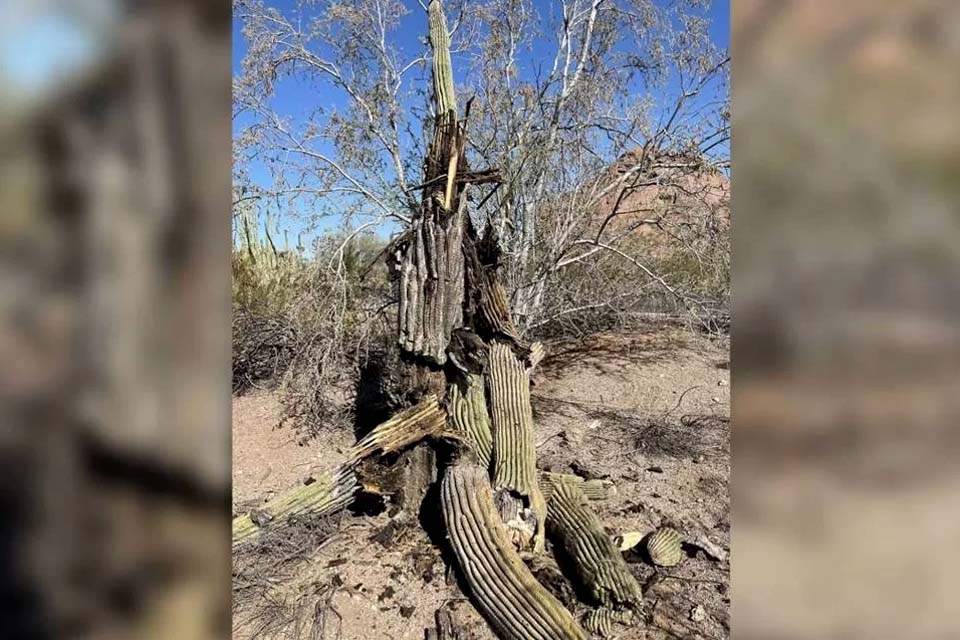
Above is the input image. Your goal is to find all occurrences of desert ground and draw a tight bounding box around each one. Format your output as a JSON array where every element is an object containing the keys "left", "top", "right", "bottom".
[{"left": 233, "top": 324, "right": 730, "bottom": 639}]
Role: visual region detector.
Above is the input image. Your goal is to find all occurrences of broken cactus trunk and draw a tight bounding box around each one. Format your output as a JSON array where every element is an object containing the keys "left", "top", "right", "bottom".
[{"left": 233, "top": 1, "right": 645, "bottom": 638}]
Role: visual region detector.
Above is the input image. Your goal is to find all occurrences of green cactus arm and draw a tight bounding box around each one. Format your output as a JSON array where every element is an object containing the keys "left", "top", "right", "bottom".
[{"left": 428, "top": 0, "right": 457, "bottom": 117}]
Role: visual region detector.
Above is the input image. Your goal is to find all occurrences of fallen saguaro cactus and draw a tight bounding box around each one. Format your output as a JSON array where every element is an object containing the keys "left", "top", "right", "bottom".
[
  {"left": 440, "top": 456, "right": 588, "bottom": 640},
  {"left": 545, "top": 475, "right": 644, "bottom": 613},
  {"left": 235, "top": 2, "right": 672, "bottom": 635},
  {"left": 233, "top": 397, "right": 446, "bottom": 546},
  {"left": 347, "top": 394, "right": 447, "bottom": 463},
  {"left": 232, "top": 466, "right": 358, "bottom": 547}
]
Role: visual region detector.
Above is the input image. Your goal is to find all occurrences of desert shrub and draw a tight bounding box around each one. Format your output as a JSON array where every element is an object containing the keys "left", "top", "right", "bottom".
[
  {"left": 232, "top": 213, "right": 394, "bottom": 438},
  {"left": 531, "top": 197, "right": 730, "bottom": 339},
  {"left": 231, "top": 209, "right": 310, "bottom": 392},
  {"left": 232, "top": 309, "right": 299, "bottom": 393},
  {"left": 276, "top": 233, "right": 393, "bottom": 441}
]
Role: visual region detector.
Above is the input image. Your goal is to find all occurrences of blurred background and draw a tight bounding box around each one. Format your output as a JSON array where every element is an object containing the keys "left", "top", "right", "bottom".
[
  {"left": 733, "top": 0, "right": 960, "bottom": 638},
  {"left": 0, "top": 0, "right": 230, "bottom": 638}
]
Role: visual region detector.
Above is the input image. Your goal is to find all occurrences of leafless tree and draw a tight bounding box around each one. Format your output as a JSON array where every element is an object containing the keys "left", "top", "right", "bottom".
[{"left": 233, "top": 0, "right": 729, "bottom": 333}]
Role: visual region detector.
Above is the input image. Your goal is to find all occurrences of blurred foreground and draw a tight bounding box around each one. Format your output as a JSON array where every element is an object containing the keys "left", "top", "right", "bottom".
[
  {"left": 734, "top": 0, "right": 960, "bottom": 637},
  {"left": 0, "top": 1, "right": 230, "bottom": 638}
]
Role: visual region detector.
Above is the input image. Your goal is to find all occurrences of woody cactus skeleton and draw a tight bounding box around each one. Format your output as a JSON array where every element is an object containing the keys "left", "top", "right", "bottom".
[{"left": 394, "top": 1, "right": 642, "bottom": 636}]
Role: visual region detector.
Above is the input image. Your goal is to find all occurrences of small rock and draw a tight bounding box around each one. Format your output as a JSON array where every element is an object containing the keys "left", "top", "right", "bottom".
[
  {"left": 249, "top": 509, "right": 273, "bottom": 526},
  {"left": 378, "top": 586, "right": 395, "bottom": 602},
  {"left": 689, "top": 534, "right": 728, "bottom": 562},
  {"left": 693, "top": 455, "right": 704, "bottom": 464},
  {"left": 570, "top": 460, "right": 604, "bottom": 480},
  {"left": 711, "top": 397, "right": 721, "bottom": 403},
  {"left": 690, "top": 604, "right": 707, "bottom": 622},
  {"left": 646, "top": 465, "right": 663, "bottom": 473},
  {"left": 717, "top": 380, "right": 727, "bottom": 386}
]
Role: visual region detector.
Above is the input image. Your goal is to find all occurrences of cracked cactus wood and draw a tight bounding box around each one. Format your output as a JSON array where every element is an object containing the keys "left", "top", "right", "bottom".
[
  {"left": 440, "top": 458, "right": 588, "bottom": 640},
  {"left": 427, "top": 0, "right": 459, "bottom": 208},
  {"left": 546, "top": 477, "right": 644, "bottom": 613},
  {"left": 348, "top": 395, "right": 447, "bottom": 463},
  {"left": 487, "top": 341, "right": 547, "bottom": 552},
  {"left": 463, "top": 223, "right": 524, "bottom": 346},
  {"left": 396, "top": 195, "right": 466, "bottom": 363}
]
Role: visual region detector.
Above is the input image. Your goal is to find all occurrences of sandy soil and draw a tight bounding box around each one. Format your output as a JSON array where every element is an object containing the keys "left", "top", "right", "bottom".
[
  {"left": 233, "top": 325, "right": 730, "bottom": 639},
  {"left": 232, "top": 391, "right": 354, "bottom": 510}
]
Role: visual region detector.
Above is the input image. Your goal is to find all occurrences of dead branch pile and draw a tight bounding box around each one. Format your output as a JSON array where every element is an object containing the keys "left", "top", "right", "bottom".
[{"left": 232, "top": 310, "right": 299, "bottom": 393}]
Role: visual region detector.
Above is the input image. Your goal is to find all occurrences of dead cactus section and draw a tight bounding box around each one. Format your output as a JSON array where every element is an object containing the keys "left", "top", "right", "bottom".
[
  {"left": 545, "top": 477, "right": 644, "bottom": 613},
  {"left": 540, "top": 472, "right": 616, "bottom": 502},
  {"left": 232, "top": 466, "right": 358, "bottom": 547},
  {"left": 348, "top": 394, "right": 447, "bottom": 463},
  {"left": 396, "top": 190, "right": 467, "bottom": 364},
  {"left": 487, "top": 341, "right": 548, "bottom": 553},
  {"left": 232, "top": 396, "right": 446, "bottom": 546},
  {"left": 440, "top": 458, "right": 589, "bottom": 640},
  {"left": 462, "top": 221, "right": 524, "bottom": 347},
  {"left": 394, "top": 0, "right": 468, "bottom": 364}
]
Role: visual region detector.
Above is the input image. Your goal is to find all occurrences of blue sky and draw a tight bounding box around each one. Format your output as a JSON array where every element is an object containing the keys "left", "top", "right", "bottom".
[
  {"left": 233, "top": 0, "right": 729, "bottom": 249},
  {"left": 0, "top": 1, "right": 118, "bottom": 103}
]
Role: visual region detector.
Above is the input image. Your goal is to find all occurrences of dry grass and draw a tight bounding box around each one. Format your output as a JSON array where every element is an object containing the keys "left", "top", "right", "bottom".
[{"left": 232, "top": 515, "right": 344, "bottom": 639}]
